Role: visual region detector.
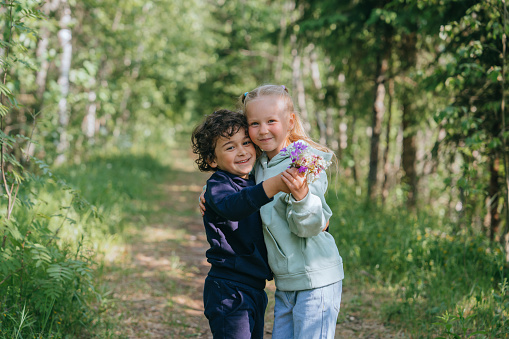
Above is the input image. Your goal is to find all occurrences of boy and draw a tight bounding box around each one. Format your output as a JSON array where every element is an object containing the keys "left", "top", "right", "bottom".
[{"left": 191, "top": 109, "right": 288, "bottom": 339}]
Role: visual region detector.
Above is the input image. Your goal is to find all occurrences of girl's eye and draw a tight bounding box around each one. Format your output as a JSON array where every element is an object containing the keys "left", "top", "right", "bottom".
[
  {"left": 243, "top": 141, "right": 252, "bottom": 146},
  {"left": 226, "top": 146, "right": 234, "bottom": 151},
  {"left": 250, "top": 122, "right": 259, "bottom": 126},
  {"left": 268, "top": 119, "right": 276, "bottom": 123}
]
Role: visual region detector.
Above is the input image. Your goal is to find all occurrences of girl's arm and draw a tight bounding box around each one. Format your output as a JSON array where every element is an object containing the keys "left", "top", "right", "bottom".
[{"left": 281, "top": 168, "right": 332, "bottom": 238}]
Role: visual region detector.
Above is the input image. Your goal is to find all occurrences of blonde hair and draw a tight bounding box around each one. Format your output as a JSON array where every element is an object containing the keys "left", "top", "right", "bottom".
[{"left": 240, "top": 84, "right": 333, "bottom": 154}]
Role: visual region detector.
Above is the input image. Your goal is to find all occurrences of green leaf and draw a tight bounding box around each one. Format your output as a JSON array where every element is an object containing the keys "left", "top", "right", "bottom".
[
  {"left": 3, "top": 218, "right": 22, "bottom": 241},
  {"left": 0, "top": 103, "right": 9, "bottom": 117}
]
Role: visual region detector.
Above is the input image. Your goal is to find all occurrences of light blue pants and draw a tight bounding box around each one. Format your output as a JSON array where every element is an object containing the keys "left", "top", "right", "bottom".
[{"left": 271, "top": 280, "right": 342, "bottom": 339}]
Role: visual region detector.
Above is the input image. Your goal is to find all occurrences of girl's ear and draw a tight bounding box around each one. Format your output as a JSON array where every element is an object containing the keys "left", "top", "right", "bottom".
[{"left": 288, "top": 112, "right": 296, "bottom": 131}]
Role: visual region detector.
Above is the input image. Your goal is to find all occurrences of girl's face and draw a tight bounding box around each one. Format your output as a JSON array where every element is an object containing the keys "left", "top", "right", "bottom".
[{"left": 245, "top": 95, "right": 295, "bottom": 160}]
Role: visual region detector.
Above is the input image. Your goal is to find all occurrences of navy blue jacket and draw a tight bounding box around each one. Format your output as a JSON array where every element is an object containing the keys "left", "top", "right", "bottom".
[{"left": 203, "top": 170, "right": 273, "bottom": 289}]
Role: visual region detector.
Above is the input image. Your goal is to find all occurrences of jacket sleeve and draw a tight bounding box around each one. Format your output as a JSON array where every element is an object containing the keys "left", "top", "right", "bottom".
[
  {"left": 205, "top": 176, "right": 272, "bottom": 221},
  {"left": 284, "top": 172, "right": 332, "bottom": 238}
]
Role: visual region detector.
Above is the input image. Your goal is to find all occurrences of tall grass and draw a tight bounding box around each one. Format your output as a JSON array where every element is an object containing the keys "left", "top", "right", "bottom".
[{"left": 327, "top": 185, "right": 508, "bottom": 338}]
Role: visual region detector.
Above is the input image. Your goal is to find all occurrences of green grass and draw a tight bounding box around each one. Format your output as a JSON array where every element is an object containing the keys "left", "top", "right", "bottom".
[{"left": 327, "top": 185, "right": 509, "bottom": 338}]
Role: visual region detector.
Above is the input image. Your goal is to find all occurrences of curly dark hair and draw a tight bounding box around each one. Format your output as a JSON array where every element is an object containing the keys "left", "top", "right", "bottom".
[{"left": 191, "top": 109, "right": 249, "bottom": 172}]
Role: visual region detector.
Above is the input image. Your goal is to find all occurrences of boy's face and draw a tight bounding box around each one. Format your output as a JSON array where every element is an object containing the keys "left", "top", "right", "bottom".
[{"left": 209, "top": 128, "right": 256, "bottom": 179}]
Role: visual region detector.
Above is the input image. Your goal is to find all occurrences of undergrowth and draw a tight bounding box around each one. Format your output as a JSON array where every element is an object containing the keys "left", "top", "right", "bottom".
[
  {"left": 327, "top": 186, "right": 508, "bottom": 338},
  {"left": 0, "top": 149, "right": 169, "bottom": 338}
]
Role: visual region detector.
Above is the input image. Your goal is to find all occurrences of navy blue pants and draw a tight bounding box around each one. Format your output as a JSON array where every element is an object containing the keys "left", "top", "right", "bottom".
[{"left": 203, "top": 276, "right": 268, "bottom": 339}]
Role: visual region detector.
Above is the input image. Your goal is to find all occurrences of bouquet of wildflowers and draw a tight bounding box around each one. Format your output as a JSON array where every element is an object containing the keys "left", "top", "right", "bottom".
[{"left": 279, "top": 142, "right": 331, "bottom": 183}]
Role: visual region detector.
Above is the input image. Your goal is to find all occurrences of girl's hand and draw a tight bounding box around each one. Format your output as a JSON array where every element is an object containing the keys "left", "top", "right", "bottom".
[
  {"left": 281, "top": 167, "right": 308, "bottom": 201},
  {"left": 199, "top": 190, "right": 206, "bottom": 216}
]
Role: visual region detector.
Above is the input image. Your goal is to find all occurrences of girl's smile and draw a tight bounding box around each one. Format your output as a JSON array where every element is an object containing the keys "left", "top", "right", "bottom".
[{"left": 245, "top": 95, "right": 295, "bottom": 160}]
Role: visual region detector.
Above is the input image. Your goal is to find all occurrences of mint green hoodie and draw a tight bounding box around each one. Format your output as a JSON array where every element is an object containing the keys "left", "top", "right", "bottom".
[{"left": 254, "top": 141, "right": 344, "bottom": 291}]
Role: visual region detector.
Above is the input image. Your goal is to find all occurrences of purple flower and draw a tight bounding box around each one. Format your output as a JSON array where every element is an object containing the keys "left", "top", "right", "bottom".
[
  {"left": 298, "top": 166, "right": 307, "bottom": 173},
  {"left": 294, "top": 142, "right": 308, "bottom": 151}
]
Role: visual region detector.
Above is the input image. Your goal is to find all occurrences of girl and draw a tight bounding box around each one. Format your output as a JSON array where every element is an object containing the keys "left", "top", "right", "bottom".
[{"left": 241, "top": 84, "right": 344, "bottom": 339}]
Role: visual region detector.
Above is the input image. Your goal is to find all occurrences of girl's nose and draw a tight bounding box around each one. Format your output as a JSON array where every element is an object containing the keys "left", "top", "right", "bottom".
[{"left": 259, "top": 124, "right": 268, "bottom": 134}]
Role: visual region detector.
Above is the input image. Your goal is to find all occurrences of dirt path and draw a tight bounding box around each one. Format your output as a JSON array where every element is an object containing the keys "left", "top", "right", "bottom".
[{"left": 102, "top": 148, "right": 403, "bottom": 338}]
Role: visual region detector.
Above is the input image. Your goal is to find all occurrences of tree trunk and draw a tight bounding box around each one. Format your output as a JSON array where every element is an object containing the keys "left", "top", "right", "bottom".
[
  {"left": 484, "top": 156, "right": 501, "bottom": 241},
  {"left": 336, "top": 73, "right": 348, "bottom": 157},
  {"left": 401, "top": 99, "right": 417, "bottom": 209},
  {"left": 274, "top": 2, "right": 292, "bottom": 82},
  {"left": 350, "top": 114, "right": 358, "bottom": 184},
  {"left": 54, "top": 0, "right": 72, "bottom": 165},
  {"left": 499, "top": 0, "right": 509, "bottom": 260},
  {"left": 290, "top": 34, "right": 311, "bottom": 133},
  {"left": 399, "top": 32, "right": 419, "bottom": 210},
  {"left": 367, "top": 55, "right": 388, "bottom": 201},
  {"left": 308, "top": 47, "right": 326, "bottom": 144},
  {"left": 83, "top": 85, "right": 97, "bottom": 140},
  {"left": 382, "top": 77, "right": 394, "bottom": 204},
  {"left": 35, "top": 27, "right": 50, "bottom": 103}
]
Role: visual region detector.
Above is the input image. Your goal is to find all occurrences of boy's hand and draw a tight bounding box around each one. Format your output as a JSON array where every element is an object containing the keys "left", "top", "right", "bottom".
[
  {"left": 281, "top": 167, "right": 308, "bottom": 201},
  {"left": 263, "top": 173, "right": 290, "bottom": 198},
  {"left": 199, "top": 190, "right": 206, "bottom": 216}
]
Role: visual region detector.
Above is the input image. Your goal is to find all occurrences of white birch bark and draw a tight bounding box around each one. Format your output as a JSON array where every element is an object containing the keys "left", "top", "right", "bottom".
[
  {"left": 290, "top": 34, "right": 310, "bottom": 133},
  {"left": 54, "top": 0, "right": 72, "bottom": 165}
]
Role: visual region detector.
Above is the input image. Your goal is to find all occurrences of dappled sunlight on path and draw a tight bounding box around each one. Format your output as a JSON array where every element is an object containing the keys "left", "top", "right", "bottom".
[{"left": 101, "top": 147, "right": 213, "bottom": 338}]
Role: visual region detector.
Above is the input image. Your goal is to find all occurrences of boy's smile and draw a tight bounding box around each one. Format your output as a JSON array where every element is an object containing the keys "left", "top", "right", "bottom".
[{"left": 209, "top": 128, "right": 256, "bottom": 178}]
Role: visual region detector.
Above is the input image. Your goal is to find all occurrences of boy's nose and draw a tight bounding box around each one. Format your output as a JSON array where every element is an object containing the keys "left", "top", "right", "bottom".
[{"left": 238, "top": 146, "right": 248, "bottom": 154}]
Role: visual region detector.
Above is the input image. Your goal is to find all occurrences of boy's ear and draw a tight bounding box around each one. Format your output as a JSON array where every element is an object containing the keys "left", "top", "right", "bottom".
[{"left": 207, "top": 157, "right": 218, "bottom": 169}]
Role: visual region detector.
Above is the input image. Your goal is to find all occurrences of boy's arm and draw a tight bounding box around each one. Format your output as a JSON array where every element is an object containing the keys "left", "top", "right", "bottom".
[
  {"left": 199, "top": 173, "right": 289, "bottom": 216},
  {"left": 206, "top": 173, "right": 288, "bottom": 221}
]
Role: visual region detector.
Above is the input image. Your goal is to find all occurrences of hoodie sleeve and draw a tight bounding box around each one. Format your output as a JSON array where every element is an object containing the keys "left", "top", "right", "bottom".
[
  {"left": 205, "top": 173, "right": 273, "bottom": 221},
  {"left": 283, "top": 170, "right": 332, "bottom": 238}
]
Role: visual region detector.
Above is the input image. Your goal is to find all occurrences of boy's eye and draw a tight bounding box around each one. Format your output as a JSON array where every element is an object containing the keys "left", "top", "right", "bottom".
[
  {"left": 226, "top": 146, "right": 234, "bottom": 151},
  {"left": 243, "top": 140, "right": 252, "bottom": 146},
  {"left": 268, "top": 119, "right": 276, "bottom": 123},
  {"left": 250, "top": 122, "right": 259, "bottom": 126}
]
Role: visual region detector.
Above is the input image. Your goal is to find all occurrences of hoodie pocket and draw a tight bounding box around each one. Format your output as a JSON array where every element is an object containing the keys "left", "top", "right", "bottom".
[{"left": 264, "top": 227, "right": 288, "bottom": 275}]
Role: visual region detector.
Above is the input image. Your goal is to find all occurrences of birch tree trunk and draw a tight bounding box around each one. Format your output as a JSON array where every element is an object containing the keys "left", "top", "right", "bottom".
[
  {"left": 54, "top": 0, "right": 72, "bottom": 165},
  {"left": 290, "top": 34, "right": 311, "bottom": 133},
  {"left": 336, "top": 73, "right": 348, "bottom": 156},
  {"left": 35, "top": 1, "right": 59, "bottom": 105},
  {"left": 308, "top": 47, "right": 326, "bottom": 144},
  {"left": 83, "top": 77, "right": 97, "bottom": 140},
  {"left": 367, "top": 55, "right": 388, "bottom": 201},
  {"left": 275, "top": 2, "right": 293, "bottom": 82}
]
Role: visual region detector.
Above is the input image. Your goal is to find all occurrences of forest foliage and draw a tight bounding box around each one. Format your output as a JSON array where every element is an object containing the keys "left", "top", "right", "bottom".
[{"left": 0, "top": 0, "right": 508, "bottom": 337}]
